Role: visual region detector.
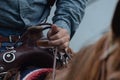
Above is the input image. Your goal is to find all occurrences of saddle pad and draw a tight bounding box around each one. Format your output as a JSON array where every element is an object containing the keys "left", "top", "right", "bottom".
[{"left": 21, "top": 68, "right": 52, "bottom": 80}]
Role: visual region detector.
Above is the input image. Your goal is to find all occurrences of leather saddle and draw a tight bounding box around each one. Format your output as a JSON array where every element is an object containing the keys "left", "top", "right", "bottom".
[{"left": 0, "top": 23, "right": 71, "bottom": 77}]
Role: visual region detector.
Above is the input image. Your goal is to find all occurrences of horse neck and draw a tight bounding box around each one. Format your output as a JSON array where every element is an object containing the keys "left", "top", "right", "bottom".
[
  {"left": 66, "top": 32, "right": 110, "bottom": 80},
  {"left": 105, "top": 35, "right": 120, "bottom": 80}
]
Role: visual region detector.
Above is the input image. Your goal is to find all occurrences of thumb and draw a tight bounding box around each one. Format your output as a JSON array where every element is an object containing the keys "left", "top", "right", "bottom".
[
  {"left": 51, "top": 24, "right": 59, "bottom": 34},
  {"left": 47, "top": 24, "right": 58, "bottom": 39}
]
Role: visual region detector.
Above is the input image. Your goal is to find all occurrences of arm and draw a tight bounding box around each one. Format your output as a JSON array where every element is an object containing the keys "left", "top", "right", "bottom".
[
  {"left": 48, "top": 0, "right": 88, "bottom": 50},
  {"left": 53, "top": 0, "right": 88, "bottom": 38}
]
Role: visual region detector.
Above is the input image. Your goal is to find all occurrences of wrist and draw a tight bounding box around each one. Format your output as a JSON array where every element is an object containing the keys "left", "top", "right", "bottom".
[{"left": 53, "top": 20, "right": 71, "bottom": 36}]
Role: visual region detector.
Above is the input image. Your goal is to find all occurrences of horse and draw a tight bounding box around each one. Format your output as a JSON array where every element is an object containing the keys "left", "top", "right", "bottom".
[
  {"left": 46, "top": 0, "right": 120, "bottom": 80},
  {"left": 65, "top": 0, "right": 120, "bottom": 80}
]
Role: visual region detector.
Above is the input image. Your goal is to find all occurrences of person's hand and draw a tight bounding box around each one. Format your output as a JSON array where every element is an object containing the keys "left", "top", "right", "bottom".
[{"left": 47, "top": 24, "right": 70, "bottom": 51}]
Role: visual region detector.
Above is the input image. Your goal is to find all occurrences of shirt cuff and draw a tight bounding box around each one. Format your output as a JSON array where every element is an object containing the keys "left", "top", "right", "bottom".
[{"left": 53, "top": 20, "right": 71, "bottom": 36}]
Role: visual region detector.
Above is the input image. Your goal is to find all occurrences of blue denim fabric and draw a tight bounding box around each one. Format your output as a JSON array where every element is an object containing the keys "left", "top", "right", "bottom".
[
  {"left": 0, "top": 0, "right": 88, "bottom": 38},
  {"left": 0, "top": 42, "right": 22, "bottom": 52},
  {"left": 0, "top": 42, "right": 14, "bottom": 52}
]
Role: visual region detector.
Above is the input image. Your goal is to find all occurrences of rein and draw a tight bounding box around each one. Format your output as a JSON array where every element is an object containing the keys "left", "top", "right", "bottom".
[{"left": 52, "top": 47, "right": 57, "bottom": 80}]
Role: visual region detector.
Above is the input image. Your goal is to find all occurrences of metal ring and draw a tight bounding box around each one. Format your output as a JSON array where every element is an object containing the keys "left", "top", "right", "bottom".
[{"left": 3, "top": 50, "right": 16, "bottom": 63}]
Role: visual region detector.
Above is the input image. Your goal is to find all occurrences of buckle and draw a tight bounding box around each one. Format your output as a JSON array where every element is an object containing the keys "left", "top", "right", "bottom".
[
  {"left": 9, "top": 35, "right": 12, "bottom": 42},
  {"left": 3, "top": 50, "right": 16, "bottom": 63}
]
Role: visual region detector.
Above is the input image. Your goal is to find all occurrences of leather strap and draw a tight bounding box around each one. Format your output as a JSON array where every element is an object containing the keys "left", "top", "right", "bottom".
[{"left": 0, "top": 35, "right": 20, "bottom": 42}]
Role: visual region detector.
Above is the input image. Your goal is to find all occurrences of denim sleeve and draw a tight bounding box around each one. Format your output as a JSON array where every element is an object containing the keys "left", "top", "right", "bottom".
[{"left": 53, "top": 0, "right": 88, "bottom": 38}]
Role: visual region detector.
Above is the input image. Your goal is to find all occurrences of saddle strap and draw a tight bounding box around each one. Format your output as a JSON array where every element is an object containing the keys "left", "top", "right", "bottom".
[{"left": 3, "top": 68, "right": 19, "bottom": 80}]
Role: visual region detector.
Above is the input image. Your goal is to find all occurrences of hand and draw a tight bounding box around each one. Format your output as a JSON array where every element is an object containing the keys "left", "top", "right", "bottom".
[{"left": 47, "top": 24, "right": 70, "bottom": 50}]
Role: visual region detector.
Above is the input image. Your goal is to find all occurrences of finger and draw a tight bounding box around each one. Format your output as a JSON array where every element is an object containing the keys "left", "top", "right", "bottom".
[
  {"left": 51, "top": 24, "right": 59, "bottom": 34},
  {"left": 59, "top": 42, "right": 69, "bottom": 50},
  {"left": 47, "top": 29, "right": 52, "bottom": 39},
  {"left": 47, "top": 24, "right": 59, "bottom": 39},
  {"left": 49, "top": 32, "right": 63, "bottom": 40},
  {"left": 48, "top": 36, "right": 70, "bottom": 46},
  {"left": 49, "top": 29, "right": 68, "bottom": 40}
]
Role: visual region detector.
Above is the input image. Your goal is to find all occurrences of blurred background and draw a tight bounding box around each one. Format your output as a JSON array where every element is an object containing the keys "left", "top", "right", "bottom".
[{"left": 47, "top": 0, "right": 118, "bottom": 52}]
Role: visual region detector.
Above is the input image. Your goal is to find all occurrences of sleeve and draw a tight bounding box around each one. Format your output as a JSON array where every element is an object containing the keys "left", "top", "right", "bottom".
[{"left": 53, "top": 0, "right": 88, "bottom": 38}]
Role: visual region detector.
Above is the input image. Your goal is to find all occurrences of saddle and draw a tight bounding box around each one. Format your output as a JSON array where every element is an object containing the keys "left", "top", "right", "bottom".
[{"left": 0, "top": 23, "right": 72, "bottom": 80}]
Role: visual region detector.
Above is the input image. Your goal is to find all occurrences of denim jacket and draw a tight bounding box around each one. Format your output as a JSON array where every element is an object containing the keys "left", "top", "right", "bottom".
[{"left": 0, "top": 0, "right": 88, "bottom": 38}]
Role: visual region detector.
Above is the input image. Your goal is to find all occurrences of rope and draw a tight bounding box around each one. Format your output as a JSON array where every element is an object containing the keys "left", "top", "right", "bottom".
[{"left": 52, "top": 47, "right": 57, "bottom": 80}]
